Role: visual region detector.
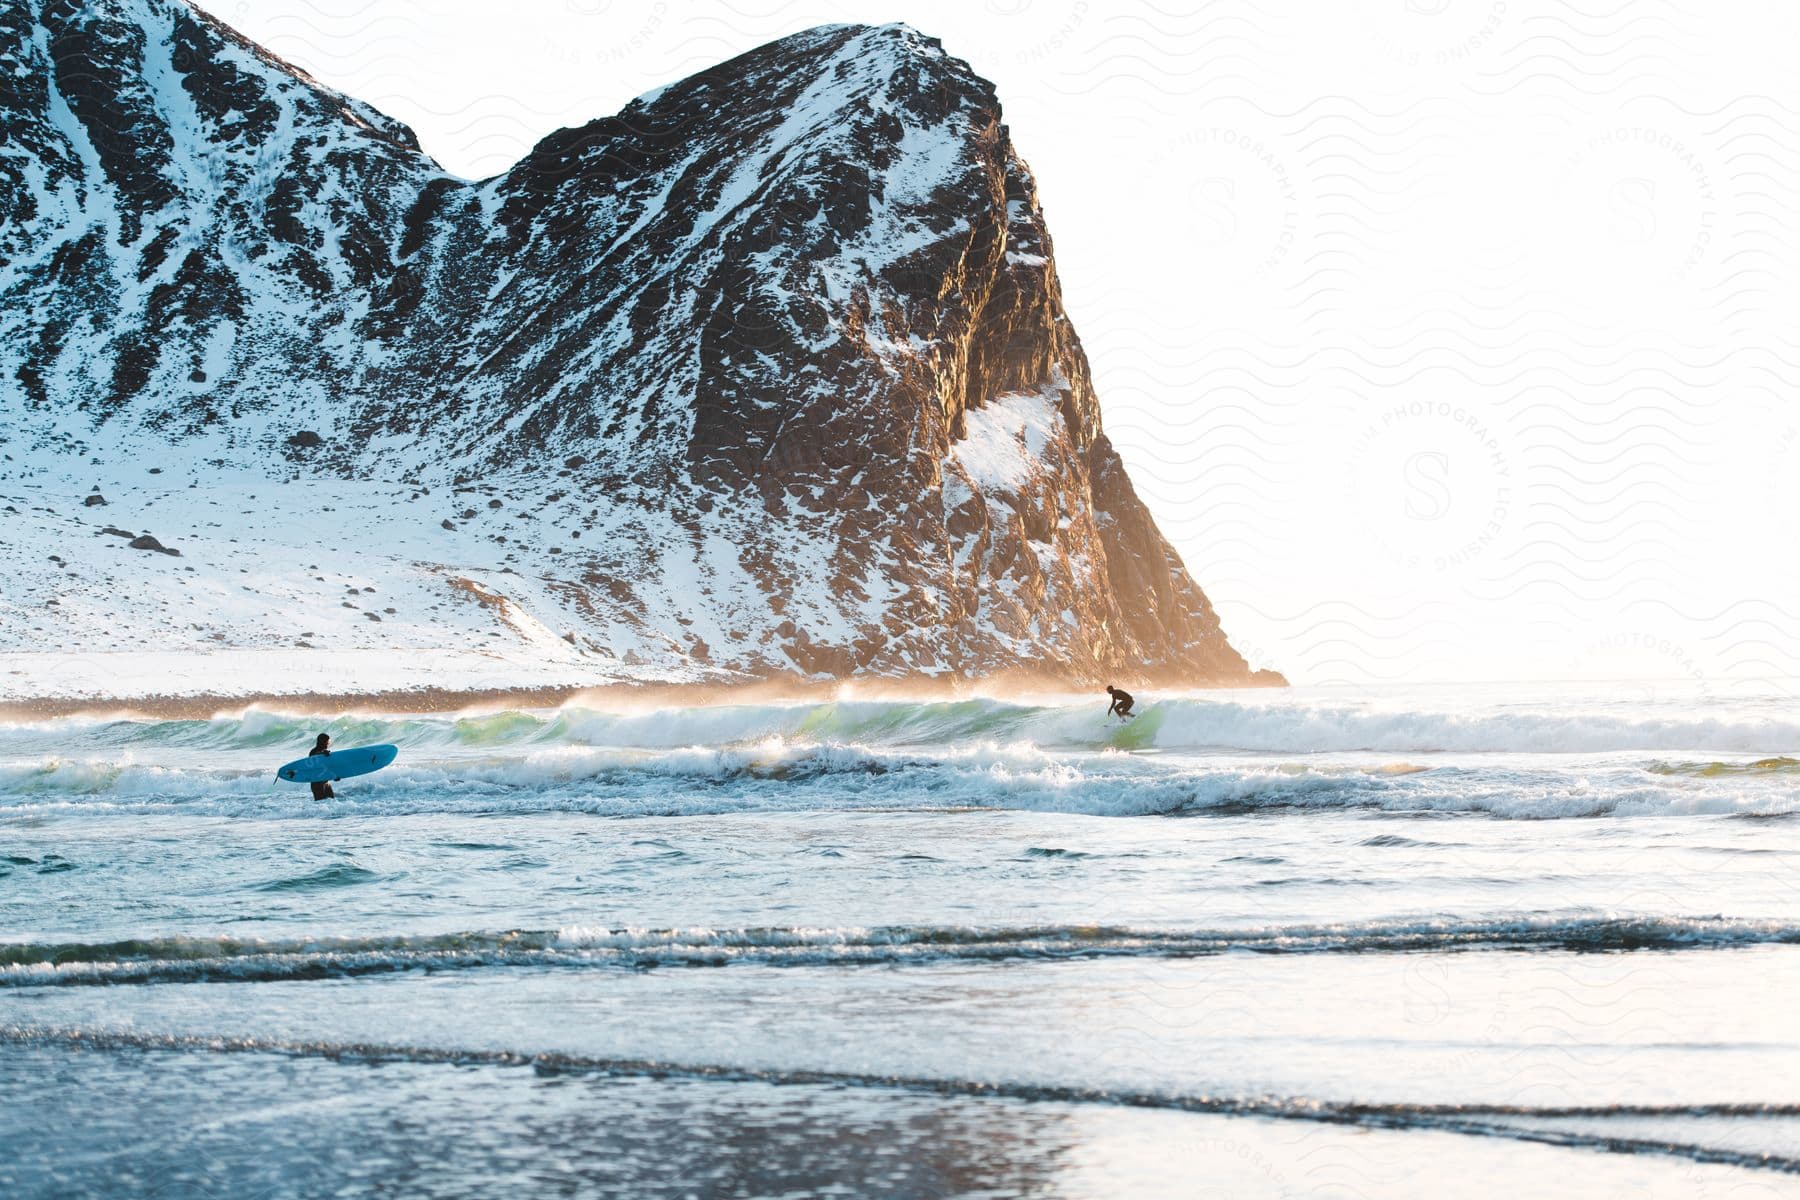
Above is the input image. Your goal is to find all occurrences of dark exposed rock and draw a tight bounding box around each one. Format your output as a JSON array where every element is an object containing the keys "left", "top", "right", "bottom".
[
  {"left": 84, "top": 493, "right": 105, "bottom": 506},
  {"left": 0, "top": 3, "right": 1277, "bottom": 686},
  {"left": 128, "top": 534, "right": 178, "bottom": 556}
]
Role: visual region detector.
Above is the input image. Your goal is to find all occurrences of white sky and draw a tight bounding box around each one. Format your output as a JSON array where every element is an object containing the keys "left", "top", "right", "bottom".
[{"left": 195, "top": 0, "right": 1800, "bottom": 689}]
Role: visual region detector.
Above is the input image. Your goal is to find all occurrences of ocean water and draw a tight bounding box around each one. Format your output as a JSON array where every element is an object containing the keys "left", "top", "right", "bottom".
[{"left": 4, "top": 681, "right": 1800, "bottom": 1197}]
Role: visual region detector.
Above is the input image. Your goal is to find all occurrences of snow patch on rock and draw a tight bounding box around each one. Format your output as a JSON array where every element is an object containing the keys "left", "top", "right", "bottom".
[{"left": 951, "top": 384, "right": 1065, "bottom": 494}]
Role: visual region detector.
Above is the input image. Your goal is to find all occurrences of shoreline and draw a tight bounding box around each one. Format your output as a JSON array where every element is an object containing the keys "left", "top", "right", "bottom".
[{"left": 0, "top": 669, "right": 1287, "bottom": 722}]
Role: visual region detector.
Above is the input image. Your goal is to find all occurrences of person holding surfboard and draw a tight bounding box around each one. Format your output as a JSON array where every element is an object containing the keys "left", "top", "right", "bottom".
[
  {"left": 1105, "top": 685, "right": 1135, "bottom": 720},
  {"left": 275, "top": 739, "right": 397, "bottom": 794},
  {"left": 308, "top": 733, "right": 336, "bottom": 800}
]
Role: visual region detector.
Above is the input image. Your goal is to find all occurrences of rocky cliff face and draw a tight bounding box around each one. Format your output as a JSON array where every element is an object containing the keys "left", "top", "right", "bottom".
[{"left": 0, "top": 1, "right": 1279, "bottom": 687}]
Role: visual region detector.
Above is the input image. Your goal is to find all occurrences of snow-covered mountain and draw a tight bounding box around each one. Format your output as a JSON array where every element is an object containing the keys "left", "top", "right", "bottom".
[{"left": 0, "top": 0, "right": 1281, "bottom": 699}]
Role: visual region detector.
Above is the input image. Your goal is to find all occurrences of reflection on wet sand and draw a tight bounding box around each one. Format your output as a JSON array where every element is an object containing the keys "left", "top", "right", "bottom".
[{"left": 4, "top": 1043, "right": 1787, "bottom": 1199}]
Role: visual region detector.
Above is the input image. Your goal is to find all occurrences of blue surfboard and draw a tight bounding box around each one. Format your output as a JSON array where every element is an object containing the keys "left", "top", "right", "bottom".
[{"left": 275, "top": 744, "right": 398, "bottom": 784}]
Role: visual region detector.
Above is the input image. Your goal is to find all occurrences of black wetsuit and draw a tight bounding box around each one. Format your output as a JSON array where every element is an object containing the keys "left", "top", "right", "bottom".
[
  {"left": 1108, "top": 689, "right": 1135, "bottom": 718},
  {"left": 309, "top": 742, "right": 335, "bottom": 801}
]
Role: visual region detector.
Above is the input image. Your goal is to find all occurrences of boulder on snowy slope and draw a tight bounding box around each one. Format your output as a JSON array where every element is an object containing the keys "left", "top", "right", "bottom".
[{"left": 127, "top": 534, "right": 178, "bottom": 556}]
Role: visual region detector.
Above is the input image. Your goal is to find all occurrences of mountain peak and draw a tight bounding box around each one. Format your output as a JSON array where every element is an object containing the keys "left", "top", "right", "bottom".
[{"left": 0, "top": 6, "right": 1278, "bottom": 693}]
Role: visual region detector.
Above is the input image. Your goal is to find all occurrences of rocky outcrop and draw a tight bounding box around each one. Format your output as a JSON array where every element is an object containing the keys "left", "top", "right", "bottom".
[{"left": 0, "top": 2, "right": 1279, "bottom": 685}]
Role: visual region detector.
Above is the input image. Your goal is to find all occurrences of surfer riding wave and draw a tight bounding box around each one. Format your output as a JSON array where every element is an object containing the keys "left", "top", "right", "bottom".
[{"left": 1105, "top": 685, "right": 1135, "bottom": 720}]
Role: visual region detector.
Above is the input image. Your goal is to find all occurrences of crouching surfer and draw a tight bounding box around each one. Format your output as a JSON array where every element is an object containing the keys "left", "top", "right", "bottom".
[
  {"left": 308, "top": 733, "right": 336, "bottom": 800},
  {"left": 1105, "top": 685, "right": 1135, "bottom": 720}
]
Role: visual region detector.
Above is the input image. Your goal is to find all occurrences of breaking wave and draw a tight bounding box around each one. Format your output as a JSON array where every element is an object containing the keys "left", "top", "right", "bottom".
[
  {"left": 11, "top": 693, "right": 1800, "bottom": 756},
  {"left": 7, "top": 914, "right": 1797, "bottom": 988},
  {"left": 4, "top": 692, "right": 1797, "bottom": 820},
  {"left": 1648, "top": 756, "right": 1800, "bottom": 777},
  {"left": 1, "top": 739, "right": 1794, "bottom": 820}
]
